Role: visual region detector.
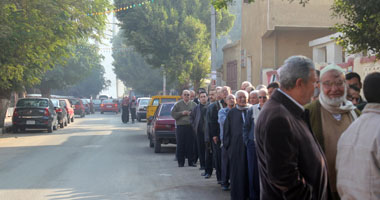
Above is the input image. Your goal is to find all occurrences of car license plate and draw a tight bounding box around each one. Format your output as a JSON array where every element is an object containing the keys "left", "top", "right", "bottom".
[
  {"left": 107, "top": 105, "right": 112, "bottom": 108},
  {"left": 26, "top": 120, "right": 35, "bottom": 125}
]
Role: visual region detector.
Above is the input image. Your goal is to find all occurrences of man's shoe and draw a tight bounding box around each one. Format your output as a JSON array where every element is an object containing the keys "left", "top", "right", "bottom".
[
  {"left": 201, "top": 172, "right": 206, "bottom": 176},
  {"left": 221, "top": 186, "right": 230, "bottom": 191},
  {"left": 217, "top": 180, "right": 222, "bottom": 184},
  {"left": 199, "top": 167, "right": 205, "bottom": 170},
  {"left": 188, "top": 164, "right": 197, "bottom": 167},
  {"left": 204, "top": 174, "right": 212, "bottom": 179},
  {"left": 178, "top": 164, "right": 184, "bottom": 167}
]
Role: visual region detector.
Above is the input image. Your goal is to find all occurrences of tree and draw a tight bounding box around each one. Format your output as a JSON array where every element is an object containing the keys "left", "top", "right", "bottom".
[
  {"left": 112, "top": 33, "right": 165, "bottom": 96},
  {"left": 37, "top": 41, "right": 105, "bottom": 97},
  {"left": 115, "top": 0, "right": 234, "bottom": 90},
  {"left": 332, "top": 0, "right": 380, "bottom": 56},
  {"left": 56, "top": 63, "right": 110, "bottom": 98},
  {"left": 0, "top": 0, "right": 110, "bottom": 128},
  {"left": 211, "top": 0, "right": 310, "bottom": 10}
]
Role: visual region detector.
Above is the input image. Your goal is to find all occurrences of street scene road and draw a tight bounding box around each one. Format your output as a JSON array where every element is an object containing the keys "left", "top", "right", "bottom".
[{"left": 0, "top": 114, "right": 229, "bottom": 200}]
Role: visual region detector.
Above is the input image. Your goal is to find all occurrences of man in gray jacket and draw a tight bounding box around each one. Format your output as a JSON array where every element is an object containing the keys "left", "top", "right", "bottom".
[{"left": 171, "top": 90, "right": 197, "bottom": 167}]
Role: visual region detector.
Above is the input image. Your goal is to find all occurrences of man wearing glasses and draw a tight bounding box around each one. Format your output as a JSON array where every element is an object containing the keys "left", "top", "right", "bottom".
[
  {"left": 305, "top": 64, "right": 361, "bottom": 200},
  {"left": 171, "top": 90, "right": 197, "bottom": 167}
]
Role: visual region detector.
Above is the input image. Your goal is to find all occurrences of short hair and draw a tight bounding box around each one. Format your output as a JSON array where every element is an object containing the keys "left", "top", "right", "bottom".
[
  {"left": 241, "top": 81, "right": 252, "bottom": 87},
  {"left": 346, "top": 72, "right": 361, "bottom": 83},
  {"left": 267, "top": 81, "right": 280, "bottom": 89},
  {"left": 235, "top": 90, "right": 248, "bottom": 98},
  {"left": 278, "top": 55, "right": 315, "bottom": 90},
  {"left": 198, "top": 88, "right": 206, "bottom": 93},
  {"left": 256, "top": 84, "right": 267, "bottom": 90},
  {"left": 363, "top": 72, "right": 380, "bottom": 103},
  {"left": 199, "top": 91, "right": 208, "bottom": 96},
  {"left": 349, "top": 85, "right": 360, "bottom": 92},
  {"left": 250, "top": 90, "right": 259, "bottom": 95}
]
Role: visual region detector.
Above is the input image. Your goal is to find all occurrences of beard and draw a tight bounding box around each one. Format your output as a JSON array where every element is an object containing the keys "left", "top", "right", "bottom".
[{"left": 320, "top": 85, "right": 347, "bottom": 106}]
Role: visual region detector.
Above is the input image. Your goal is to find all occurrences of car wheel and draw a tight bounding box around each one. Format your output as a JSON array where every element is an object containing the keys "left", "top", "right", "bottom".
[
  {"left": 101, "top": 112, "right": 104, "bottom": 114},
  {"left": 154, "top": 138, "right": 161, "bottom": 153},
  {"left": 67, "top": 116, "right": 71, "bottom": 124},
  {"left": 149, "top": 137, "right": 154, "bottom": 148},
  {"left": 71, "top": 117, "right": 74, "bottom": 122},
  {"left": 60, "top": 122, "right": 64, "bottom": 128},
  {"left": 64, "top": 118, "right": 68, "bottom": 126},
  {"left": 53, "top": 121, "right": 58, "bottom": 131},
  {"left": 137, "top": 116, "right": 141, "bottom": 122},
  {"left": 12, "top": 127, "right": 19, "bottom": 133}
]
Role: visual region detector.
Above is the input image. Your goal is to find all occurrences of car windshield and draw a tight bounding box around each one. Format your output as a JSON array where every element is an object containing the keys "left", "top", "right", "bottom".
[
  {"left": 161, "top": 98, "right": 177, "bottom": 103},
  {"left": 16, "top": 99, "right": 49, "bottom": 108},
  {"left": 50, "top": 99, "right": 60, "bottom": 107},
  {"left": 103, "top": 99, "right": 114, "bottom": 103},
  {"left": 159, "top": 104, "right": 174, "bottom": 116},
  {"left": 93, "top": 100, "right": 101, "bottom": 104},
  {"left": 70, "top": 99, "right": 81, "bottom": 105},
  {"left": 139, "top": 99, "right": 150, "bottom": 106}
]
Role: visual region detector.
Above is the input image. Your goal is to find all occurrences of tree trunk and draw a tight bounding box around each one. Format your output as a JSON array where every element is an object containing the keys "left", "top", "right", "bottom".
[
  {"left": 40, "top": 87, "right": 51, "bottom": 98},
  {"left": 0, "top": 89, "right": 12, "bottom": 134}
]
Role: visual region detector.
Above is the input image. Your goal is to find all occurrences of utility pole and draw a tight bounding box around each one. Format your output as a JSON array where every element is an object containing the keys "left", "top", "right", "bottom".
[
  {"left": 112, "top": 12, "right": 120, "bottom": 98},
  {"left": 161, "top": 65, "right": 166, "bottom": 95},
  {"left": 211, "top": 5, "right": 217, "bottom": 86}
]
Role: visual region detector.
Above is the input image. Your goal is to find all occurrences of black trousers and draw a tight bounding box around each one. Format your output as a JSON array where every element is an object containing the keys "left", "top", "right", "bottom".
[
  {"left": 221, "top": 145, "right": 230, "bottom": 187},
  {"left": 176, "top": 125, "right": 195, "bottom": 166},
  {"left": 205, "top": 142, "right": 213, "bottom": 175},
  {"left": 247, "top": 140, "right": 260, "bottom": 200},
  {"left": 212, "top": 141, "right": 222, "bottom": 181},
  {"left": 122, "top": 106, "right": 129, "bottom": 123},
  {"left": 130, "top": 108, "right": 136, "bottom": 122},
  {"left": 196, "top": 130, "right": 205, "bottom": 168}
]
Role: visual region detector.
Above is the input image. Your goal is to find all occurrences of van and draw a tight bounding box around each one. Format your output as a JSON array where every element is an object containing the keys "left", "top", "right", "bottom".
[{"left": 146, "top": 95, "right": 181, "bottom": 124}]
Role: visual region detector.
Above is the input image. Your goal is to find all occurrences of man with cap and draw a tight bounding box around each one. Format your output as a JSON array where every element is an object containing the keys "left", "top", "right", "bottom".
[{"left": 305, "top": 64, "right": 360, "bottom": 200}]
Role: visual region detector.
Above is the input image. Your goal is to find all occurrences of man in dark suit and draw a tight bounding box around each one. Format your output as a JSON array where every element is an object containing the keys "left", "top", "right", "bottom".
[{"left": 255, "top": 55, "right": 330, "bottom": 200}]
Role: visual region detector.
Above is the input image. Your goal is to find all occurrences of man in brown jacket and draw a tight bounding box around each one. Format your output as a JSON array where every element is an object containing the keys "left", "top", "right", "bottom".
[{"left": 255, "top": 55, "right": 330, "bottom": 200}]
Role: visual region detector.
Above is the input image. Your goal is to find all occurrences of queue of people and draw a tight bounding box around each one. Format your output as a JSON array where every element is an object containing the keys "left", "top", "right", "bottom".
[{"left": 171, "top": 55, "right": 380, "bottom": 200}]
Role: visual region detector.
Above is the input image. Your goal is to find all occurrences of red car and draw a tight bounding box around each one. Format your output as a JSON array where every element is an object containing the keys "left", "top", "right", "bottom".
[
  {"left": 148, "top": 102, "right": 176, "bottom": 153},
  {"left": 69, "top": 98, "right": 85, "bottom": 118},
  {"left": 60, "top": 99, "right": 74, "bottom": 124},
  {"left": 100, "top": 99, "right": 119, "bottom": 114}
]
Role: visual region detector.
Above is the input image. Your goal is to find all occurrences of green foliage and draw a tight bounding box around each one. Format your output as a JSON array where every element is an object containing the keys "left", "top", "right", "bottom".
[
  {"left": 56, "top": 63, "right": 110, "bottom": 98},
  {"left": 115, "top": 0, "right": 234, "bottom": 90},
  {"left": 211, "top": 0, "right": 310, "bottom": 10},
  {"left": 0, "top": 0, "right": 111, "bottom": 92},
  {"left": 37, "top": 41, "right": 105, "bottom": 96},
  {"left": 332, "top": 0, "right": 380, "bottom": 56},
  {"left": 112, "top": 33, "right": 164, "bottom": 96}
]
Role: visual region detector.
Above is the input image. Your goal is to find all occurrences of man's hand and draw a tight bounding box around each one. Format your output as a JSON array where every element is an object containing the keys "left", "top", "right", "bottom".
[
  {"left": 182, "top": 111, "right": 190, "bottom": 116},
  {"left": 213, "top": 136, "right": 219, "bottom": 144}
]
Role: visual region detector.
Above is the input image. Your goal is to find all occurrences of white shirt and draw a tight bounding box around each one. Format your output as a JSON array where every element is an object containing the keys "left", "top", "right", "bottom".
[{"left": 278, "top": 89, "right": 305, "bottom": 111}]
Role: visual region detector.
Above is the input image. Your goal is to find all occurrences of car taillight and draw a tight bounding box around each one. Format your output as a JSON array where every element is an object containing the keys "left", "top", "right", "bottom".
[
  {"left": 100, "top": 104, "right": 104, "bottom": 107},
  {"left": 44, "top": 108, "right": 50, "bottom": 116},
  {"left": 114, "top": 104, "right": 118, "bottom": 107},
  {"left": 13, "top": 109, "right": 19, "bottom": 117}
]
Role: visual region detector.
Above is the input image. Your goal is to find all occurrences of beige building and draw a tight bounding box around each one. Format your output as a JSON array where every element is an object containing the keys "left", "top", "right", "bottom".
[{"left": 222, "top": 0, "right": 341, "bottom": 88}]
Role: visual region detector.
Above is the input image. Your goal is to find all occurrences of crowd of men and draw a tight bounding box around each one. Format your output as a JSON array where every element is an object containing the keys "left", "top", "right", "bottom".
[{"left": 171, "top": 55, "right": 380, "bottom": 200}]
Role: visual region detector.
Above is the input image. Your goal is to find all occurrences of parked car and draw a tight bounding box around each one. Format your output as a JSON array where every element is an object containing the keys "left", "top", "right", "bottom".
[
  {"left": 147, "top": 102, "right": 177, "bottom": 153},
  {"left": 100, "top": 99, "right": 119, "bottom": 114},
  {"left": 60, "top": 99, "right": 74, "bottom": 124},
  {"left": 146, "top": 95, "right": 181, "bottom": 127},
  {"left": 69, "top": 98, "right": 85, "bottom": 118},
  {"left": 136, "top": 97, "right": 151, "bottom": 122},
  {"left": 51, "top": 99, "right": 68, "bottom": 128},
  {"left": 12, "top": 98, "right": 58, "bottom": 133},
  {"left": 81, "top": 99, "right": 91, "bottom": 115},
  {"left": 92, "top": 99, "right": 102, "bottom": 112}
]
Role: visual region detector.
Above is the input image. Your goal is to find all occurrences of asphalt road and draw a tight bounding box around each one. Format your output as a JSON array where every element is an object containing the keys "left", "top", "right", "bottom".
[{"left": 0, "top": 113, "right": 229, "bottom": 200}]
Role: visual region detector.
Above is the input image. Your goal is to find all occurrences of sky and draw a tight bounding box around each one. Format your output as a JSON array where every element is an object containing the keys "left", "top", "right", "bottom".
[{"left": 98, "top": 13, "right": 119, "bottom": 98}]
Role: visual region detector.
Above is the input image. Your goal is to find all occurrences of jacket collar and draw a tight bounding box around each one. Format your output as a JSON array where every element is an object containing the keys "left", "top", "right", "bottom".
[
  {"left": 362, "top": 103, "right": 380, "bottom": 114},
  {"left": 271, "top": 89, "right": 305, "bottom": 118}
]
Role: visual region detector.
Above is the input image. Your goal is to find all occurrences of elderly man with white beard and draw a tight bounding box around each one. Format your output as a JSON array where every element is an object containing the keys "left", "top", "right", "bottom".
[{"left": 305, "top": 64, "right": 361, "bottom": 200}]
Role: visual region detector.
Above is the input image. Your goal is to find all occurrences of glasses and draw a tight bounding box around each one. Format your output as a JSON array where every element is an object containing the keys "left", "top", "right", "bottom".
[
  {"left": 258, "top": 96, "right": 267, "bottom": 99},
  {"left": 183, "top": 94, "right": 190, "bottom": 96},
  {"left": 322, "top": 81, "right": 345, "bottom": 89}
]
